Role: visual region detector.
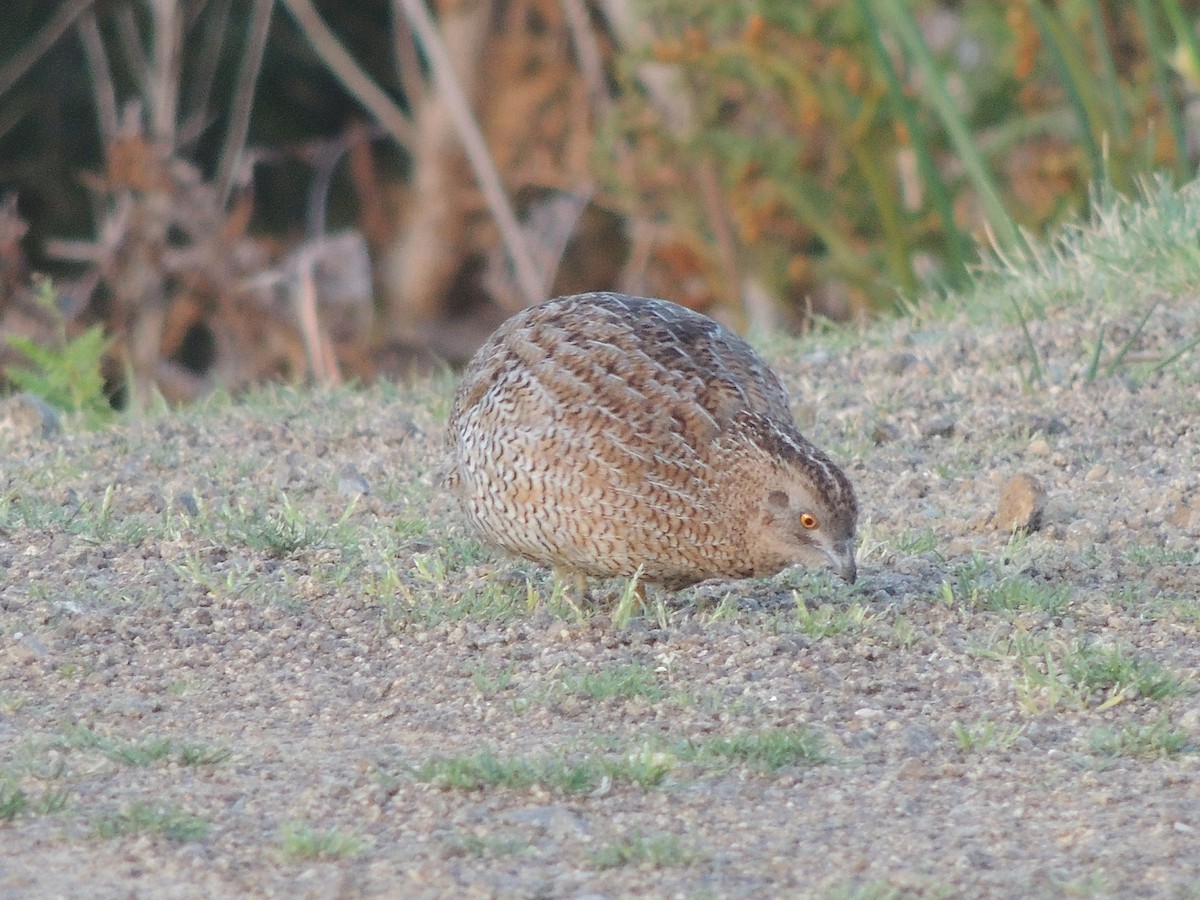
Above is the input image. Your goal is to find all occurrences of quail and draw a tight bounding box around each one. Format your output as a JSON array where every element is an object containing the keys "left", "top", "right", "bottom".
[{"left": 445, "top": 292, "right": 858, "bottom": 590}]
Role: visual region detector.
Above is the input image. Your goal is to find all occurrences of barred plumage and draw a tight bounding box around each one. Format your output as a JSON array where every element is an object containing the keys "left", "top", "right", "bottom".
[{"left": 445, "top": 292, "right": 858, "bottom": 589}]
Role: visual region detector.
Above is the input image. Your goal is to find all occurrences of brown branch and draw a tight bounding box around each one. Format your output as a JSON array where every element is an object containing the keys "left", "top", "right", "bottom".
[
  {"left": 0, "top": 0, "right": 97, "bottom": 98},
  {"left": 560, "top": 0, "right": 609, "bottom": 116},
  {"left": 114, "top": 5, "right": 150, "bottom": 96},
  {"left": 395, "top": 0, "right": 544, "bottom": 308},
  {"left": 389, "top": 0, "right": 427, "bottom": 109},
  {"left": 185, "top": 0, "right": 234, "bottom": 129},
  {"left": 147, "top": 0, "right": 183, "bottom": 145},
  {"left": 215, "top": 0, "right": 274, "bottom": 206},
  {"left": 278, "top": 0, "right": 415, "bottom": 150}
]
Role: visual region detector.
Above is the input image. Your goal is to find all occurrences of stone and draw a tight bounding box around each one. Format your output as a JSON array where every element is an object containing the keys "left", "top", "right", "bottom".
[
  {"left": 0, "top": 392, "right": 61, "bottom": 440},
  {"left": 996, "top": 472, "right": 1047, "bottom": 532}
]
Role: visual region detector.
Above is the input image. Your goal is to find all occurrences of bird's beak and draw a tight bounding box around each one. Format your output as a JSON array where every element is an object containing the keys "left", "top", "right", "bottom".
[{"left": 829, "top": 541, "right": 857, "bottom": 585}]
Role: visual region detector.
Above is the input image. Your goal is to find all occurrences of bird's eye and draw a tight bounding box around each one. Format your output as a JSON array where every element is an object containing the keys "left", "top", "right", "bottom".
[{"left": 800, "top": 513, "right": 819, "bottom": 530}]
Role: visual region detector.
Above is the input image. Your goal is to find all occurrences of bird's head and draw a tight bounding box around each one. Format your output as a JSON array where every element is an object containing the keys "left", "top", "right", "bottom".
[{"left": 746, "top": 418, "right": 859, "bottom": 584}]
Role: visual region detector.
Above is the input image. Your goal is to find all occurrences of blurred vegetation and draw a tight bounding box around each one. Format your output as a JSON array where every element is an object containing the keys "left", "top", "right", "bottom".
[
  {"left": 3, "top": 276, "right": 114, "bottom": 424},
  {"left": 1, "top": 0, "right": 1198, "bottom": 404},
  {"left": 607, "top": 0, "right": 1200, "bottom": 315}
]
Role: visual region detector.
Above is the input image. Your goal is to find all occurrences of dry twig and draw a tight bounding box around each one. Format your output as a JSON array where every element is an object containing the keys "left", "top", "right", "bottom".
[
  {"left": 215, "top": 0, "right": 274, "bottom": 206},
  {"left": 278, "top": 0, "right": 416, "bottom": 150},
  {"left": 0, "top": 0, "right": 97, "bottom": 98},
  {"left": 395, "top": 0, "right": 545, "bottom": 309}
]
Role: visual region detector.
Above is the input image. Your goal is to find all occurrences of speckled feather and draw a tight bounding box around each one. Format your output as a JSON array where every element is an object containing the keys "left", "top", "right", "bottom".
[{"left": 445, "top": 292, "right": 858, "bottom": 588}]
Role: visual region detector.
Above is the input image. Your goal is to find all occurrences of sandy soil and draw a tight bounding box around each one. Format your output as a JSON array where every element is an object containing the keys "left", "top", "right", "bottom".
[{"left": 1, "top": 294, "right": 1199, "bottom": 898}]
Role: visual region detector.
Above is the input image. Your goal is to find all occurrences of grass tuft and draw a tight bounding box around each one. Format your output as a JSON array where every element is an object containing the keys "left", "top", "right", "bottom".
[
  {"left": 679, "top": 727, "right": 830, "bottom": 770},
  {"left": 279, "top": 821, "right": 366, "bottom": 860},
  {"left": 951, "top": 716, "right": 1027, "bottom": 753},
  {"left": 590, "top": 832, "right": 696, "bottom": 870},
  {"left": 1089, "top": 719, "right": 1194, "bottom": 759},
  {"left": 93, "top": 802, "right": 209, "bottom": 842},
  {"left": 1019, "top": 641, "right": 1183, "bottom": 711}
]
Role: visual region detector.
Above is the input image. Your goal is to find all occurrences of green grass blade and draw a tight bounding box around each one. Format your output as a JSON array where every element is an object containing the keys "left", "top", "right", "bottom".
[
  {"left": 1083, "top": 0, "right": 1130, "bottom": 144},
  {"left": 1085, "top": 321, "right": 1106, "bottom": 382},
  {"left": 1103, "top": 299, "right": 1159, "bottom": 378},
  {"left": 1009, "top": 295, "right": 1045, "bottom": 387},
  {"left": 1150, "top": 331, "right": 1200, "bottom": 374},
  {"left": 855, "top": 0, "right": 971, "bottom": 287},
  {"left": 874, "top": 0, "right": 1023, "bottom": 251},
  {"left": 1027, "top": 0, "right": 1104, "bottom": 178},
  {"left": 1133, "top": 0, "right": 1189, "bottom": 181}
]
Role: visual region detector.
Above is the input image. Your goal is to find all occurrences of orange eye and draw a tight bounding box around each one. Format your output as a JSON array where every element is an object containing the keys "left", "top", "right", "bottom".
[{"left": 800, "top": 513, "right": 819, "bottom": 530}]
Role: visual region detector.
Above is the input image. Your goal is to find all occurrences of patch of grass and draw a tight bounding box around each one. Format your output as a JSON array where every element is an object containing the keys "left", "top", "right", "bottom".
[
  {"left": 464, "top": 662, "right": 516, "bottom": 698},
  {"left": 93, "top": 802, "right": 209, "bottom": 842},
  {"left": 887, "top": 614, "right": 920, "bottom": 650},
  {"left": 0, "top": 773, "right": 68, "bottom": 823},
  {"left": 171, "top": 549, "right": 296, "bottom": 605},
  {"left": 391, "top": 516, "right": 432, "bottom": 540},
  {"left": 558, "top": 663, "right": 666, "bottom": 703},
  {"left": 951, "top": 716, "right": 1027, "bottom": 753},
  {"left": 1089, "top": 719, "right": 1194, "bottom": 758},
  {"left": 0, "top": 776, "right": 28, "bottom": 822},
  {"left": 279, "top": 821, "right": 366, "bottom": 861},
  {"left": 942, "top": 553, "right": 1069, "bottom": 617},
  {"left": 1050, "top": 869, "right": 1115, "bottom": 897},
  {"left": 821, "top": 881, "right": 908, "bottom": 900},
  {"left": 414, "top": 752, "right": 584, "bottom": 793},
  {"left": 959, "top": 175, "right": 1200, "bottom": 328},
  {"left": 404, "top": 573, "right": 532, "bottom": 624},
  {"left": 679, "top": 727, "right": 830, "bottom": 770},
  {"left": 1019, "top": 641, "right": 1183, "bottom": 711},
  {"left": 1125, "top": 544, "right": 1200, "bottom": 567},
  {"left": 215, "top": 494, "right": 359, "bottom": 559},
  {"left": 177, "top": 743, "right": 233, "bottom": 766},
  {"left": 589, "top": 832, "right": 696, "bottom": 870},
  {"left": 1142, "top": 594, "right": 1200, "bottom": 626},
  {"left": 793, "top": 601, "right": 877, "bottom": 638},
  {"left": 56, "top": 725, "right": 173, "bottom": 765},
  {"left": 411, "top": 745, "right": 675, "bottom": 794},
  {"left": 52, "top": 725, "right": 229, "bottom": 768},
  {"left": 892, "top": 527, "right": 940, "bottom": 555},
  {"left": 3, "top": 276, "right": 114, "bottom": 426},
  {"left": 458, "top": 832, "right": 534, "bottom": 859},
  {"left": 1060, "top": 643, "right": 1182, "bottom": 701},
  {"left": 968, "top": 626, "right": 1050, "bottom": 663},
  {"left": 612, "top": 567, "right": 647, "bottom": 629}
]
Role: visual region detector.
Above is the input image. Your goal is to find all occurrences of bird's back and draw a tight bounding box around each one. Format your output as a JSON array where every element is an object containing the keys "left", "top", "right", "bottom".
[{"left": 446, "top": 292, "right": 800, "bottom": 584}]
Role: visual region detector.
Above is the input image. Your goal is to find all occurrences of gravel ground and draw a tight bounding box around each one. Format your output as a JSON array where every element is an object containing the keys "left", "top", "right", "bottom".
[{"left": 1, "top": 294, "right": 1199, "bottom": 898}]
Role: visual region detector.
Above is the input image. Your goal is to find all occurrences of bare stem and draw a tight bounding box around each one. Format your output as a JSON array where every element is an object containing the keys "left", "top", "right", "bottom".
[
  {"left": 148, "top": 0, "right": 183, "bottom": 146},
  {"left": 395, "top": 0, "right": 544, "bottom": 308},
  {"left": 0, "top": 0, "right": 97, "bottom": 98},
  {"left": 78, "top": 10, "right": 119, "bottom": 143},
  {"left": 185, "top": 0, "right": 234, "bottom": 130},
  {"left": 215, "top": 0, "right": 274, "bottom": 207},
  {"left": 278, "top": 0, "right": 415, "bottom": 150},
  {"left": 560, "top": 0, "right": 609, "bottom": 116}
]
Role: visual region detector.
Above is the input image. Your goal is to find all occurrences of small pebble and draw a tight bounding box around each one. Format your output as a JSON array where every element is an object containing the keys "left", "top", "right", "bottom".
[
  {"left": 871, "top": 421, "right": 900, "bottom": 445},
  {"left": 0, "top": 392, "right": 61, "bottom": 440},
  {"left": 883, "top": 352, "right": 918, "bottom": 375},
  {"left": 338, "top": 465, "right": 370, "bottom": 496},
  {"left": 996, "top": 472, "right": 1047, "bottom": 532},
  {"left": 920, "top": 416, "right": 956, "bottom": 439}
]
